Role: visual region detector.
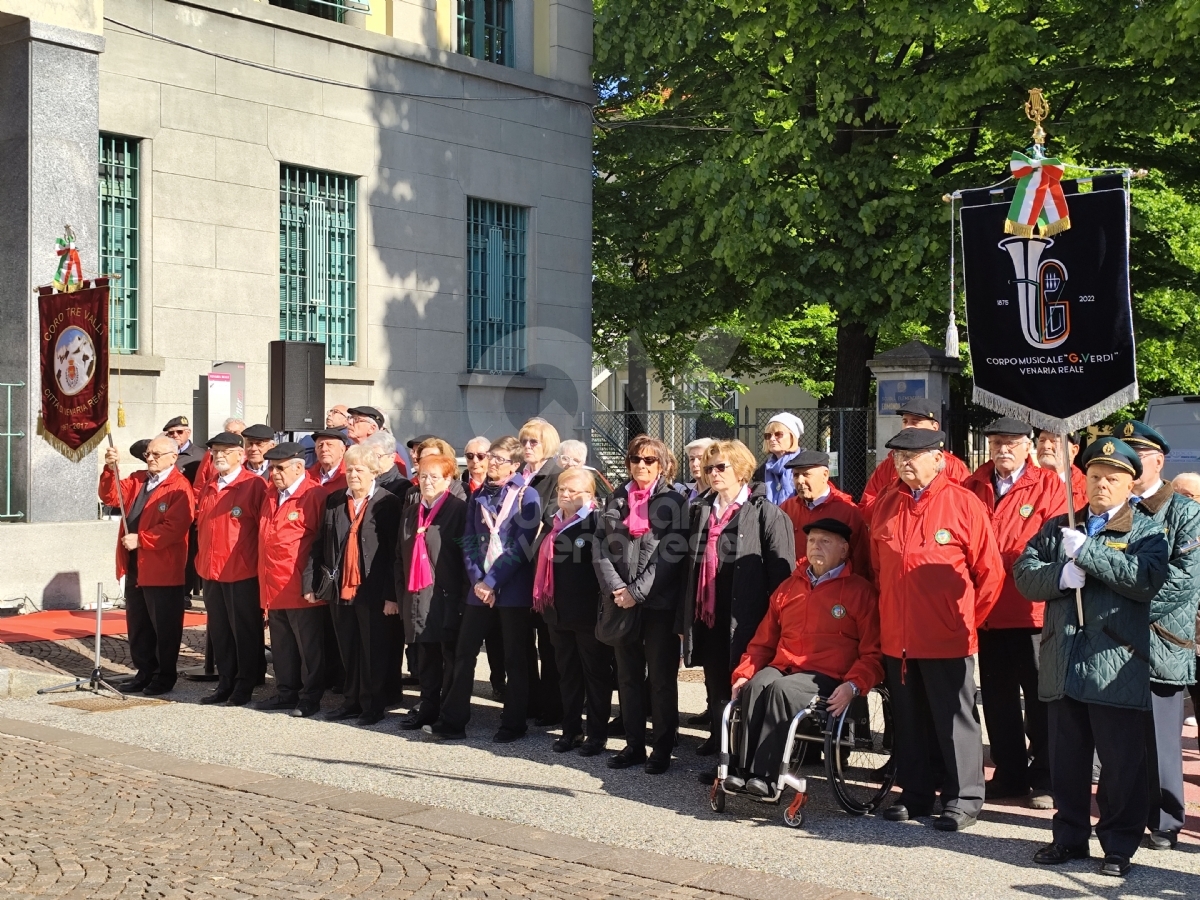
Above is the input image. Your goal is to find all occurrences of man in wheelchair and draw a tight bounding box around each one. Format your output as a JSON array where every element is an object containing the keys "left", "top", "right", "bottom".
[{"left": 724, "top": 518, "right": 883, "bottom": 798}]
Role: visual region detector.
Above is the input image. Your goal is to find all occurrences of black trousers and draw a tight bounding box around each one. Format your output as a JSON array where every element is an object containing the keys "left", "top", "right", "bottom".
[
  {"left": 885, "top": 655, "right": 985, "bottom": 818},
  {"left": 485, "top": 617, "right": 506, "bottom": 690},
  {"left": 267, "top": 607, "right": 327, "bottom": 705},
  {"left": 978, "top": 627, "right": 1050, "bottom": 791},
  {"left": 416, "top": 639, "right": 457, "bottom": 722},
  {"left": 328, "top": 600, "right": 392, "bottom": 715},
  {"left": 548, "top": 621, "right": 613, "bottom": 743},
  {"left": 381, "top": 613, "right": 405, "bottom": 700},
  {"left": 1048, "top": 696, "right": 1148, "bottom": 858},
  {"left": 203, "top": 577, "right": 262, "bottom": 695},
  {"left": 123, "top": 553, "right": 157, "bottom": 679},
  {"left": 1145, "top": 682, "right": 1187, "bottom": 836},
  {"left": 613, "top": 607, "right": 679, "bottom": 759},
  {"left": 528, "top": 611, "right": 563, "bottom": 720},
  {"left": 739, "top": 668, "right": 838, "bottom": 779},
  {"left": 441, "top": 604, "right": 530, "bottom": 732}
]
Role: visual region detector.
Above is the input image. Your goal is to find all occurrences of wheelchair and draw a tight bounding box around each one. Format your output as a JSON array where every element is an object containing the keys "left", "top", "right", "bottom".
[{"left": 708, "top": 686, "right": 895, "bottom": 827}]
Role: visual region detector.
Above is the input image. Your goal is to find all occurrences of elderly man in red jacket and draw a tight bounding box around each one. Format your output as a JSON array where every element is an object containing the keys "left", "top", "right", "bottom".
[
  {"left": 779, "top": 450, "right": 872, "bottom": 582},
  {"left": 195, "top": 431, "right": 268, "bottom": 707},
  {"left": 871, "top": 427, "right": 1004, "bottom": 831},
  {"left": 1036, "top": 430, "right": 1088, "bottom": 511},
  {"left": 725, "top": 518, "right": 882, "bottom": 798},
  {"left": 860, "top": 398, "right": 971, "bottom": 518},
  {"left": 963, "top": 417, "right": 1066, "bottom": 809},
  {"left": 100, "top": 434, "right": 195, "bottom": 695},
  {"left": 256, "top": 442, "right": 328, "bottom": 717}
]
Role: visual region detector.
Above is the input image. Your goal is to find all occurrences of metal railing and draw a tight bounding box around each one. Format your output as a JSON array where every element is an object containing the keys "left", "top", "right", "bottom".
[
  {"left": 753, "top": 408, "right": 876, "bottom": 500},
  {"left": 1, "top": 382, "right": 25, "bottom": 520}
]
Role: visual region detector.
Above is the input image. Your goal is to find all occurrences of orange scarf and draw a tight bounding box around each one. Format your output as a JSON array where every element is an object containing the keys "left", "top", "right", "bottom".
[{"left": 339, "top": 494, "right": 371, "bottom": 601}]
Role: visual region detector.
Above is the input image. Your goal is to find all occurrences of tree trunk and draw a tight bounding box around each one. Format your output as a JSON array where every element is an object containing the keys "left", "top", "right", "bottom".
[
  {"left": 625, "top": 333, "right": 649, "bottom": 443},
  {"left": 829, "top": 321, "right": 877, "bottom": 501}
]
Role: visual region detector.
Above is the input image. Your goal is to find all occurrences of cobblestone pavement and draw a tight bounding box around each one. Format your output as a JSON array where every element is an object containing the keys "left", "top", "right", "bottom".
[
  {"left": 0, "top": 734, "right": 824, "bottom": 900},
  {"left": 1, "top": 627, "right": 206, "bottom": 679}
]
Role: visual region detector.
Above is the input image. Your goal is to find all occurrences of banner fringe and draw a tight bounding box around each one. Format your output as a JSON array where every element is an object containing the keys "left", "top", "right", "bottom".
[
  {"left": 1004, "top": 220, "right": 1035, "bottom": 238},
  {"left": 37, "top": 417, "right": 109, "bottom": 463},
  {"left": 1040, "top": 216, "right": 1071, "bottom": 237},
  {"left": 972, "top": 383, "right": 1140, "bottom": 435}
]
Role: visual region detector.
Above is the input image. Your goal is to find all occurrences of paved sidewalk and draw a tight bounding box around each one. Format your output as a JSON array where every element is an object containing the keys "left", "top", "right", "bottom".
[{"left": 0, "top": 722, "right": 857, "bottom": 900}]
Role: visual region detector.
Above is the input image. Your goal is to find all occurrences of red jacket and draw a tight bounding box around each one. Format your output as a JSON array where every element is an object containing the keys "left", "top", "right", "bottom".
[
  {"left": 99, "top": 466, "right": 194, "bottom": 587},
  {"left": 869, "top": 472, "right": 1004, "bottom": 659},
  {"left": 257, "top": 477, "right": 326, "bottom": 610},
  {"left": 194, "top": 451, "right": 216, "bottom": 495},
  {"left": 1068, "top": 466, "right": 1088, "bottom": 512},
  {"left": 860, "top": 448, "right": 970, "bottom": 520},
  {"left": 305, "top": 460, "right": 347, "bottom": 499},
  {"left": 962, "top": 462, "right": 1066, "bottom": 629},
  {"left": 732, "top": 563, "right": 882, "bottom": 693},
  {"left": 195, "top": 467, "right": 268, "bottom": 583},
  {"left": 779, "top": 486, "right": 873, "bottom": 582}
]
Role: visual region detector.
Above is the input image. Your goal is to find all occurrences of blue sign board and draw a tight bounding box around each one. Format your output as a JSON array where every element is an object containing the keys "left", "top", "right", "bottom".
[{"left": 878, "top": 379, "right": 927, "bottom": 415}]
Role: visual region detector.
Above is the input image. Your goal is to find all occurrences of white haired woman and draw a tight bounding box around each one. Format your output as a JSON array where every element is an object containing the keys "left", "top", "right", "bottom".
[
  {"left": 751, "top": 413, "right": 805, "bottom": 504},
  {"left": 684, "top": 437, "right": 715, "bottom": 503}
]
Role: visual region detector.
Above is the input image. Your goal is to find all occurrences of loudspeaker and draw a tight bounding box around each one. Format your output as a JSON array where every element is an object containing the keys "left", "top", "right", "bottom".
[{"left": 268, "top": 341, "right": 325, "bottom": 432}]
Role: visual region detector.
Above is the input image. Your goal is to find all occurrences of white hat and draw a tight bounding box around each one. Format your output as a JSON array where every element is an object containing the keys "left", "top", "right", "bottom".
[{"left": 767, "top": 412, "right": 804, "bottom": 440}]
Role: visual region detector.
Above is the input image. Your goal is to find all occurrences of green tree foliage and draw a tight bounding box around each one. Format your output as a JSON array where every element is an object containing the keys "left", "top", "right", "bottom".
[{"left": 593, "top": 0, "right": 1200, "bottom": 407}]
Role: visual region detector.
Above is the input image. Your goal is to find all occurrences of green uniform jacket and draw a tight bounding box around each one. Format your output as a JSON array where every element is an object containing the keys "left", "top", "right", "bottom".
[
  {"left": 1013, "top": 503, "right": 1168, "bottom": 711},
  {"left": 1134, "top": 482, "right": 1200, "bottom": 685}
]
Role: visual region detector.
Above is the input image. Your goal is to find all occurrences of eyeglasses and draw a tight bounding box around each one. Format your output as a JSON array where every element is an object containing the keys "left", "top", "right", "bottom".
[
  {"left": 557, "top": 487, "right": 593, "bottom": 498},
  {"left": 417, "top": 473, "right": 448, "bottom": 482},
  {"left": 464, "top": 452, "right": 489, "bottom": 462},
  {"left": 520, "top": 438, "right": 540, "bottom": 447},
  {"left": 488, "top": 454, "right": 518, "bottom": 464},
  {"left": 348, "top": 415, "right": 377, "bottom": 426},
  {"left": 627, "top": 455, "right": 659, "bottom": 466},
  {"left": 703, "top": 462, "right": 731, "bottom": 474},
  {"left": 268, "top": 462, "right": 298, "bottom": 472},
  {"left": 893, "top": 449, "right": 934, "bottom": 463},
  {"left": 165, "top": 428, "right": 187, "bottom": 436},
  {"left": 763, "top": 430, "right": 789, "bottom": 439},
  {"left": 211, "top": 446, "right": 242, "bottom": 456},
  {"left": 144, "top": 450, "right": 177, "bottom": 461}
]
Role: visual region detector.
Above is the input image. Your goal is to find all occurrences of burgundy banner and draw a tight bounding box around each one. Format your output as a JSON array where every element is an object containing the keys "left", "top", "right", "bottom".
[{"left": 36, "top": 281, "right": 110, "bottom": 461}]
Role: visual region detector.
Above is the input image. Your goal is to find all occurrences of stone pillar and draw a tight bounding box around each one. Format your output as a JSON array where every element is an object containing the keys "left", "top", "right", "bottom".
[
  {"left": 0, "top": 18, "right": 104, "bottom": 522},
  {"left": 867, "top": 340, "right": 962, "bottom": 462}
]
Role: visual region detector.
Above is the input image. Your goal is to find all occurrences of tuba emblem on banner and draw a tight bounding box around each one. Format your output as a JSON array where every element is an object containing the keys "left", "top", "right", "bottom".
[{"left": 1000, "top": 237, "right": 1070, "bottom": 349}]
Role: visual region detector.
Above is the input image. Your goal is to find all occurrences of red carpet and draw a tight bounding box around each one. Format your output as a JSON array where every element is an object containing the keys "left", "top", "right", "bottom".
[{"left": 0, "top": 609, "right": 206, "bottom": 644}]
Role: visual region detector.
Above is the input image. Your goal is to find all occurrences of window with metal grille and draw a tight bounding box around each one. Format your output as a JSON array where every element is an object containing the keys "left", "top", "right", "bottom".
[
  {"left": 467, "top": 199, "right": 527, "bottom": 373},
  {"left": 99, "top": 135, "right": 139, "bottom": 354},
  {"left": 279, "top": 165, "right": 358, "bottom": 365},
  {"left": 457, "top": 0, "right": 513, "bottom": 66},
  {"left": 268, "top": 0, "right": 370, "bottom": 24}
]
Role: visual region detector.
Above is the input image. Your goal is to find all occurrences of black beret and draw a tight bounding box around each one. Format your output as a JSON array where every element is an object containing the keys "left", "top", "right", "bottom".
[
  {"left": 1079, "top": 436, "right": 1143, "bottom": 479},
  {"left": 896, "top": 398, "right": 940, "bottom": 420},
  {"left": 311, "top": 428, "right": 350, "bottom": 446},
  {"left": 129, "top": 439, "right": 151, "bottom": 460},
  {"left": 163, "top": 415, "right": 190, "bottom": 430},
  {"left": 205, "top": 431, "right": 244, "bottom": 448},
  {"left": 1117, "top": 420, "right": 1170, "bottom": 455},
  {"left": 784, "top": 449, "right": 831, "bottom": 469},
  {"left": 885, "top": 428, "right": 947, "bottom": 452},
  {"left": 802, "top": 517, "right": 853, "bottom": 541},
  {"left": 241, "top": 424, "right": 275, "bottom": 441},
  {"left": 347, "top": 406, "right": 384, "bottom": 426},
  {"left": 407, "top": 433, "right": 437, "bottom": 449},
  {"left": 263, "top": 442, "right": 306, "bottom": 462},
  {"left": 983, "top": 417, "right": 1032, "bottom": 437}
]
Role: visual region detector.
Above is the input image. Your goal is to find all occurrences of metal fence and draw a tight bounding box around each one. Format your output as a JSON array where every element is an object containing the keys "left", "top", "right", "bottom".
[
  {"left": 590, "top": 407, "right": 875, "bottom": 499},
  {"left": 0, "top": 382, "right": 24, "bottom": 521}
]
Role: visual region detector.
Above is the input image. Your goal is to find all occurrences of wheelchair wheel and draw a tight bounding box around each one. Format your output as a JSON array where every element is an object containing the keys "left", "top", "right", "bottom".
[
  {"left": 824, "top": 687, "right": 896, "bottom": 815},
  {"left": 709, "top": 783, "right": 726, "bottom": 813}
]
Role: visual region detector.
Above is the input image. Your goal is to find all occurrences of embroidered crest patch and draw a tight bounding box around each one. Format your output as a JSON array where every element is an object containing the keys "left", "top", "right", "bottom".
[
  {"left": 574, "top": 537, "right": 586, "bottom": 548},
  {"left": 1019, "top": 504, "right": 1034, "bottom": 518},
  {"left": 934, "top": 529, "right": 952, "bottom": 545},
  {"left": 831, "top": 604, "right": 847, "bottom": 619},
  {"left": 157, "top": 502, "right": 168, "bottom": 513},
  {"left": 231, "top": 506, "right": 242, "bottom": 518},
  {"left": 287, "top": 511, "right": 300, "bottom": 521}
]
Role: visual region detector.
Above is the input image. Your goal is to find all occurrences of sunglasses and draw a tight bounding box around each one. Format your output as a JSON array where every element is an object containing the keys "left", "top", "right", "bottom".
[
  {"left": 703, "top": 462, "right": 731, "bottom": 474},
  {"left": 165, "top": 428, "right": 187, "bottom": 436},
  {"left": 627, "top": 455, "right": 659, "bottom": 466},
  {"left": 520, "top": 438, "right": 540, "bottom": 447},
  {"left": 464, "top": 452, "right": 489, "bottom": 461},
  {"left": 763, "top": 430, "right": 789, "bottom": 439}
]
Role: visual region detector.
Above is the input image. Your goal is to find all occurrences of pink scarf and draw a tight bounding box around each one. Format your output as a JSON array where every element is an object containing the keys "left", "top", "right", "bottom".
[
  {"left": 695, "top": 499, "right": 741, "bottom": 627},
  {"left": 626, "top": 481, "right": 654, "bottom": 537},
  {"left": 407, "top": 491, "right": 450, "bottom": 593},
  {"left": 532, "top": 512, "right": 572, "bottom": 613}
]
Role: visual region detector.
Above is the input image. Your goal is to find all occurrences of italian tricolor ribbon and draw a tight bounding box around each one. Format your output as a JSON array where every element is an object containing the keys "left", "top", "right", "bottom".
[
  {"left": 54, "top": 237, "right": 83, "bottom": 292},
  {"left": 1005, "top": 152, "right": 1071, "bottom": 238}
]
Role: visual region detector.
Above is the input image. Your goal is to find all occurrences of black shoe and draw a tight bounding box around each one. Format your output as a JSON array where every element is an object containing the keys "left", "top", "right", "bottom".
[
  {"left": 143, "top": 681, "right": 175, "bottom": 696},
  {"left": 324, "top": 704, "right": 362, "bottom": 721},
  {"left": 1033, "top": 842, "right": 1090, "bottom": 865},
  {"left": 984, "top": 779, "right": 1028, "bottom": 801},
  {"left": 644, "top": 755, "right": 670, "bottom": 775},
  {"left": 422, "top": 722, "right": 466, "bottom": 740},
  {"left": 722, "top": 774, "right": 746, "bottom": 792},
  {"left": 289, "top": 701, "right": 320, "bottom": 718},
  {"left": 607, "top": 747, "right": 647, "bottom": 769},
  {"left": 883, "top": 801, "right": 933, "bottom": 822},
  {"left": 553, "top": 734, "right": 584, "bottom": 753},
  {"left": 254, "top": 695, "right": 298, "bottom": 711},
  {"left": 606, "top": 715, "right": 625, "bottom": 737},
  {"left": 493, "top": 727, "right": 526, "bottom": 743},
  {"left": 356, "top": 711, "right": 385, "bottom": 726},
  {"left": 401, "top": 674, "right": 420, "bottom": 686},
  {"left": 578, "top": 740, "right": 606, "bottom": 757},
  {"left": 687, "top": 710, "right": 712, "bottom": 727},
  {"left": 199, "top": 690, "right": 232, "bottom": 705},
  {"left": 695, "top": 736, "right": 718, "bottom": 756},
  {"left": 697, "top": 768, "right": 718, "bottom": 784},
  {"left": 933, "top": 810, "right": 977, "bottom": 832},
  {"left": 399, "top": 711, "right": 435, "bottom": 731},
  {"left": 1143, "top": 831, "right": 1176, "bottom": 851},
  {"left": 745, "top": 777, "right": 772, "bottom": 798},
  {"left": 225, "top": 691, "right": 253, "bottom": 707},
  {"left": 1099, "top": 854, "right": 1131, "bottom": 877},
  {"left": 123, "top": 674, "right": 155, "bottom": 693},
  {"left": 491, "top": 682, "right": 506, "bottom": 701},
  {"left": 536, "top": 713, "right": 564, "bottom": 728}
]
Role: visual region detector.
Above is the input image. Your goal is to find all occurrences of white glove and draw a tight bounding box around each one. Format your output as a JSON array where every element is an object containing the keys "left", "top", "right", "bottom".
[
  {"left": 1059, "top": 561, "right": 1087, "bottom": 590},
  {"left": 1059, "top": 526, "right": 1087, "bottom": 559}
]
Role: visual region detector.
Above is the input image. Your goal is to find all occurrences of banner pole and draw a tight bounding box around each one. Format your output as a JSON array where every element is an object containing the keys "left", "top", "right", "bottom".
[
  {"left": 1060, "top": 432, "right": 1085, "bottom": 627},
  {"left": 105, "top": 433, "right": 130, "bottom": 536}
]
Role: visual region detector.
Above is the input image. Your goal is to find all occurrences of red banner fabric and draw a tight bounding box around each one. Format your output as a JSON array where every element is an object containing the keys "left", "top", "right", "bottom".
[{"left": 36, "top": 281, "right": 110, "bottom": 461}]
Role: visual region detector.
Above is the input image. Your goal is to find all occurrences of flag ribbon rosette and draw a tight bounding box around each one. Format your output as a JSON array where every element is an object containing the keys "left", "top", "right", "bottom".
[
  {"left": 1004, "top": 151, "right": 1071, "bottom": 238},
  {"left": 54, "top": 235, "right": 83, "bottom": 292}
]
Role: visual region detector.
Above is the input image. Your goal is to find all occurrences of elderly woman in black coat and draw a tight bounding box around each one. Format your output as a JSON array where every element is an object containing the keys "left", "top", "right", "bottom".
[
  {"left": 396, "top": 453, "right": 468, "bottom": 730},
  {"left": 594, "top": 435, "right": 689, "bottom": 774},
  {"left": 684, "top": 439, "right": 795, "bottom": 772}
]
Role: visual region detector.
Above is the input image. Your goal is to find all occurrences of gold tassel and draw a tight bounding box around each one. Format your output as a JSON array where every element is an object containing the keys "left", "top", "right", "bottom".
[
  {"left": 1004, "top": 220, "right": 1035, "bottom": 238},
  {"left": 117, "top": 402, "right": 126, "bottom": 428},
  {"left": 1038, "top": 216, "right": 1071, "bottom": 237}
]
